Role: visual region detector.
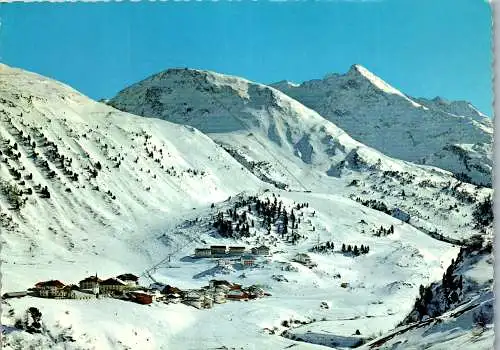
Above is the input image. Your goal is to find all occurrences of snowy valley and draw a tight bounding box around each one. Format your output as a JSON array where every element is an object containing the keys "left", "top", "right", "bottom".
[{"left": 0, "top": 63, "right": 494, "bottom": 350}]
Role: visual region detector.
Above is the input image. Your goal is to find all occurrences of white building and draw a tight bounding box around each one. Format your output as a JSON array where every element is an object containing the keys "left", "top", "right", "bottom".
[
  {"left": 79, "top": 275, "right": 101, "bottom": 295},
  {"left": 116, "top": 274, "right": 140, "bottom": 286},
  {"left": 195, "top": 248, "right": 212, "bottom": 258},
  {"left": 293, "top": 253, "right": 312, "bottom": 265},
  {"left": 251, "top": 245, "right": 270, "bottom": 256}
]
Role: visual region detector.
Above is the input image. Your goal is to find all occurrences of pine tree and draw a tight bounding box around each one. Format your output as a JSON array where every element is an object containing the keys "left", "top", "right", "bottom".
[
  {"left": 353, "top": 245, "right": 359, "bottom": 256},
  {"left": 423, "top": 287, "right": 433, "bottom": 303},
  {"left": 342, "top": 243, "right": 346, "bottom": 252}
]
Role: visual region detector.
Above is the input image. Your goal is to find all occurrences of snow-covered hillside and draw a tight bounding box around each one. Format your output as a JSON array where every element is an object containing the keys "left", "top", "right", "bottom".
[
  {"left": 270, "top": 65, "right": 493, "bottom": 186},
  {"left": 359, "top": 243, "right": 494, "bottom": 350},
  {"left": 1, "top": 189, "right": 461, "bottom": 350},
  {"left": 0, "top": 63, "right": 266, "bottom": 289},
  {"left": 108, "top": 67, "right": 492, "bottom": 240}
]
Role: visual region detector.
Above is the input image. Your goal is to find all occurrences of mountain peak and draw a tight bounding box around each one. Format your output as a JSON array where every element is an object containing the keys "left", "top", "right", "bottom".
[
  {"left": 345, "top": 64, "right": 410, "bottom": 98},
  {"left": 348, "top": 63, "right": 369, "bottom": 74}
]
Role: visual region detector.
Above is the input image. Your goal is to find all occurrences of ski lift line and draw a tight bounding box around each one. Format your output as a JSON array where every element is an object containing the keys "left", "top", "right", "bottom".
[
  {"left": 144, "top": 236, "right": 197, "bottom": 274},
  {"left": 203, "top": 88, "right": 309, "bottom": 192},
  {"left": 143, "top": 222, "right": 212, "bottom": 278}
]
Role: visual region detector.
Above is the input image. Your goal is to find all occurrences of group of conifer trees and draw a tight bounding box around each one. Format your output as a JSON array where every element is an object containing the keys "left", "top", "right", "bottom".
[
  {"left": 374, "top": 224, "right": 394, "bottom": 237},
  {"left": 341, "top": 243, "right": 369, "bottom": 256},
  {"left": 212, "top": 194, "right": 310, "bottom": 244}
]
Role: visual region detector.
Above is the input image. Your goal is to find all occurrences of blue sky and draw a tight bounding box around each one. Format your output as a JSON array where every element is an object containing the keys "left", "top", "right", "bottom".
[{"left": 0, "top": 0, "right": 493, "bottom": 115}]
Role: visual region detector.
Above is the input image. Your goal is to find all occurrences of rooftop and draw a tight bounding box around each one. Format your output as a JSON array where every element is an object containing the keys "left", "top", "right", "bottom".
[
  {"left": 35, "top": 280, "right": 65, "bottom": 288},
  {"left": 116, "top": 273, "right": 139, "bottom": 281},
  {"left": 101, "top": 278, "right": 126, "bottom": 286}
]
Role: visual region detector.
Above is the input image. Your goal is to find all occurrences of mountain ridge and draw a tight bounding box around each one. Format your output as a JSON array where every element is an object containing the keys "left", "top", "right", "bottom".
[
  {"left": 109, "top": 65, "right": 491, "bottom": 241},
  {"left": 268, "top": 64, "right": 492, "bottom": 186}
]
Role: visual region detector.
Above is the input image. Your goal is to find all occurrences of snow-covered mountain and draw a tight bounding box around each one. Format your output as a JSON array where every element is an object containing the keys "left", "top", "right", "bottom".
[
  {"left": 0, "top": 62, "right": 265, "bottom": 287},
  {"left": 270, "top": 65, "right": 493, "bottom": 187},
  {"left": 0, "top": 64, "right": 493, "bottom": 350},
  {"left": 109, "top": 67, "right": 491, "bottom": 240}
]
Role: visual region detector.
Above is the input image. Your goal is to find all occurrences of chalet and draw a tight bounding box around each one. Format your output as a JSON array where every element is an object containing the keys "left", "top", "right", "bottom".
[
  {"left": 130, "top": 291, "right": 155, "bottom": 305},
  {"left": 162, "top": 285, "right": 182, "bottom": 295},
  {"left": 240, "top": 255, "right": 256, "bottom": 268},
  {"left": 226, "top": 290, "right": 249, "bottom": 301},
  {"left": 293, "top": 253, "right": 312, "bottom": 265},
  {"left": 391, "top": 208, "right": 410, "bottom": 223},
  {"left": 79, "top": 275, "right": 101, "bottom": 295},
  {"left": 100, "top": 278, "right": 127, "bottom": 294},
  {"left": 210, "top": 245, "right": 227, "bottom": 257},
  {"left": 116, "top": 273, "right": 139, "bottom": 286},
  {"left": 227, "top": 246, "right": 246, "bottom": 256},
  {"left": 251, "top": 245, "right": 270, "bottom": 256},
  {"left": 35, "top": 280, "right": 66, "bottom": 298},
  {"left": 183, "top": 290, "right": 204, "bottom": 309},
  {"left": 195, "top": 248, "right": 212, "bottom": 258},
  {"left": 2, "top": 291, "right": 28, "bottom": 299}
]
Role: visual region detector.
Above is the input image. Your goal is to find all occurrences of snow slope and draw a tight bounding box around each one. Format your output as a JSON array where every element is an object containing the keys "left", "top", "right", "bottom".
[
  {"left": 109, "top": 67, "right": 492, "bottom": 240},
  {"left": 270, "top": 65, "right": 493, "bottom": 186}
]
